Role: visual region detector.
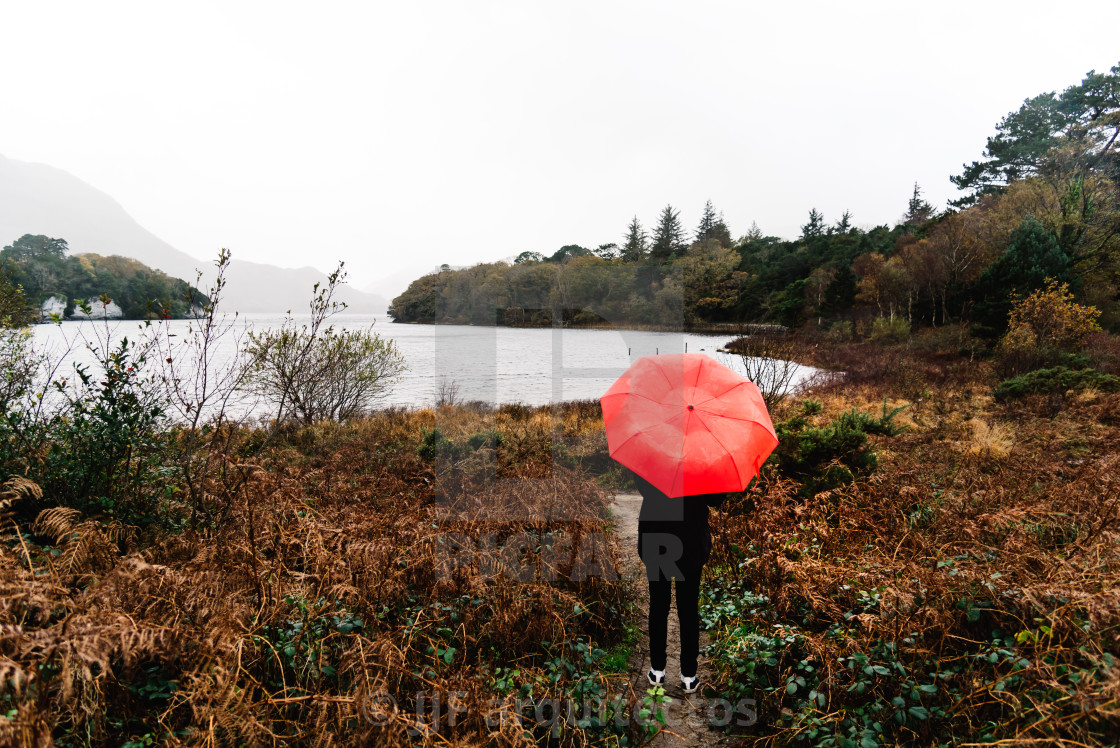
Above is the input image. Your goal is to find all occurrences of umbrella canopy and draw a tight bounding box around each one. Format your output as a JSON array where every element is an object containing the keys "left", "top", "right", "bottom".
[{"left": 600, "top": 353, "right": 778, "bottom": 498}]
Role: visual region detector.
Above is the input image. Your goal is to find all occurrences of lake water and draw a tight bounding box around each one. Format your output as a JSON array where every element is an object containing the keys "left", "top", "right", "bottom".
[{"left": 28, "top": 314, "right": 818, "bottom": 411}]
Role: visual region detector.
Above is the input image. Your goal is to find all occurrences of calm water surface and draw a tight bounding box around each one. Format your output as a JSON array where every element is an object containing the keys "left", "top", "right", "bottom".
[{"left": 30, "top": 314, "right": 817, "bottom": 411}]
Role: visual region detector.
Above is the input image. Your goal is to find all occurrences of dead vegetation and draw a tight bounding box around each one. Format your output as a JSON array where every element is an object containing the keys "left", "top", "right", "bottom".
[
  {"left": 0, "top": 404, "right": 638, "bottom": 746},
  {"left": 4, "top": 329, "right": 1120, "bottom": 746},
  {"left": 702, "top": 338, "right": 1120, "bottom": 745}
]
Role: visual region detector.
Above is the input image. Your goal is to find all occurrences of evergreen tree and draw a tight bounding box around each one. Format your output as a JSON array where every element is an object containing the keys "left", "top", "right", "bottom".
[
  {"left": 3, "top": 235, "right": 68, "bottom": 261},
  {"left": 952, "top": 62, "right": 1120, "bottom": 206},
  {"left": 989, "top": 215, "right": 1070, "bottom": 292},
  {"left": 903, "top": 183, "right": 935, "bottom": 229},
  {"left": 621, "top": 216, "right": 649, "bottom": 262},
  {"left": 835, "top": 210, "right": 853, "bottom": 234},
  {"left": 595, "top": 243, "right": 620, "bottom": 260},
  {"left": 650, "top": 205, "right": 686, "bottom": 262},
  {"left": 712, "top": 214, "right": 730, "bottom": 246},
  {"left": 775, "top": 278, "right": 808, "bottom": 327},
  {"left": 801, "top": 209, "right": 825, "bottom": 241},
  {"left": 695, "top": 201, "right": 733, "bottom": 246},
  {"left": 710, "top": 213, "right": 733, "bottom": 247},
  {"left": 514, "top": 251, "right": 544, "bottom": 264},
  {"left": 696, "top": 200, "right": 718, "bottom": 242},
  {"left": 547, "top": 245, "right": 591, "bottom": 263},
  {"left": 825, "top": 262, "right": 857, "bottom": 315},
  {"left": 973, "top": 215, "right": 1071, "bottom": 334}
]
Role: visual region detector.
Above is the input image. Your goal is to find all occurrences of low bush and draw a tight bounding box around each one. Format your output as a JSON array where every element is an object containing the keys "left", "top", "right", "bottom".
[
  {"left": 993, "top": 366, "right": 1120, "bottom": 402},
  {"left": 242, "top": 265, "right": 406, "bottom": 424},
  {"left": 868, "top": 316, "right": 910, "bottom": 344},
  {"left": 700, "top": 571, "right": 1087, "bottom": 747},
  {"left": 994, "top": 281, "right": 1102, "bottom": 377},
  {"left": 42, "top": 336, "right": 169, "bottom": 525},
  {"left": 0, "top": 328, "right": 172, "bottom": 528},
  {"left": 417, "top": 426, "right": 460, "bottom": 462},
  {"left": 826, "top": 320, "right": 853, "bottom": 343},
  {"left": 766, "top": 399, "right": 907, "bottom": 498}
]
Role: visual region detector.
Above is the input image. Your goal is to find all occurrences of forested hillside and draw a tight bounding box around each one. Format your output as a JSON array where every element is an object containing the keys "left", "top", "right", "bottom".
[
  {"left": 390, "top": 63, "right": 1120, "bottom": 336},
  {"left": 1, "top": 234, "right": 205, "bottom": 320}
]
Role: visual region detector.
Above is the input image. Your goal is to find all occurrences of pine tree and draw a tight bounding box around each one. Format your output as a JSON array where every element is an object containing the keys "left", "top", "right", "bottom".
[
  {"left": 951, "top": 63, "right": 1120, "bottom": 206},
  {"left": 903, "top": 183, "right": 935, "bottom": 229},
  {"left": 825, "top": 262, "right": 857, "bottom": 315},
  {"left": 650, "top": 205, "right": 686, "bottom": 262},
  {"left": 696, "top": 200, "right": 718, "bottom": 242},
  {"left": 595, "top": 243, "right": 620, "bottom": 260},
  {"left": 990, "top": 215, "right": 1070, "bottom": 291},
  {"left": 710, "top": 214, "right": 733, "bottom": 247},
  {"left": 973, "top": 215, "right": 1071, "bottom": 334},
  {"left": 514, "top": 251, "right": 543, "bottom": 265},
  {"left": 835, "top": 210, "right": 853, "bottom": 234},
  {"left": 695, "top": 201, "right": 733, "bottom": 247},
  {"left": 801, "top": 209, "right": 825, "bottom": 241},
  {"left": 621, "top": 216, "right": 649, "bottom": 262}
]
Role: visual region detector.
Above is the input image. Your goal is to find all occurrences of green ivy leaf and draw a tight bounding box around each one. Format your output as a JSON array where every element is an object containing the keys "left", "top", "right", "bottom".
[{"left": 908, "top": 706, "right": 930, "bottom": 720}]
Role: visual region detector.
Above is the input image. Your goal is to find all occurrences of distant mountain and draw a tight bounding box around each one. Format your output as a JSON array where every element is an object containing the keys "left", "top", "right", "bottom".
[{"left": 0, "top": 154, "right": 389, "bottom": 313}]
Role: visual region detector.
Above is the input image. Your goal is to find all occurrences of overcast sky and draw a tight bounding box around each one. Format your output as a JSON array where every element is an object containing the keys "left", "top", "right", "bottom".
[{"left": 2, "top": 1, "right": 1118, "bottom": 296}]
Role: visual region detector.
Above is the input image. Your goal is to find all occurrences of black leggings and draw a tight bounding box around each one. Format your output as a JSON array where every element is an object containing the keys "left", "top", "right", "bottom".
[{"left": 647, "top": 569, "right": 702, "bottom": 676}]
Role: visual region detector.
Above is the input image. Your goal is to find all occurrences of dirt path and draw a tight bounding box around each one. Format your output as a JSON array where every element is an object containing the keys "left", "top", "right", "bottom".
[{"left": 611, "top": 492, "right": 736, "bottom": 747}]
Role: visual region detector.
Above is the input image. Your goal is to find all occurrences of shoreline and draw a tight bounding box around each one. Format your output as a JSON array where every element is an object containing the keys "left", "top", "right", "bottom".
[{"left": 389, "top": 318, "right": 787, "bottom": 335}]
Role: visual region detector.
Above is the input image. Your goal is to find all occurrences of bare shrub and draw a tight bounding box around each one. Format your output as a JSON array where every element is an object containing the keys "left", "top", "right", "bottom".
[
  {"left": 150, "top": 249, "right": 258, "bottom": 525},
  {"left": 434, "top": 375, "right": 461, "bottom": 408},
  {"left": 724, "top": 332, "right": 805, "bottom": 409},
  {"left": 243, "top": 263, "right": 406, "bottom": 424}
]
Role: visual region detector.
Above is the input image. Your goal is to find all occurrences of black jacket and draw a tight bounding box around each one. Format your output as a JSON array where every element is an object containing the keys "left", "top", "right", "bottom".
[{"left": 634, "top": 474, "right": 726, "bottom": 579}]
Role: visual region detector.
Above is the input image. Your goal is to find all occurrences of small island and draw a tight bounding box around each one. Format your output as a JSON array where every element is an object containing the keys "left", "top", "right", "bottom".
[{"left": 1, "top": 234, "right": 206, "bottom": 321}]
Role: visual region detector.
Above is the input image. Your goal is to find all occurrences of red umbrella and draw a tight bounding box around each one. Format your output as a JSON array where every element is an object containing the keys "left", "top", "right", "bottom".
[{"left": 600, "top": 353, "right": 778, "bottom": 498}]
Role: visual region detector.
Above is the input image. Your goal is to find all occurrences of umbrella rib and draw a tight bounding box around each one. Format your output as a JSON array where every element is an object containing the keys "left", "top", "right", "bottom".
[
  {"left": 689, "top": 411, "right": 748, "bottom": 489},
  {"left": 670, "top": 396, "right": 701, "bottom": 496},
  {"left": 699, "top": 410, "right": 778, "bottom": 437},
  {"left": 606, "top": 390, "right": 666, "bottom": 407},
  {"left": 652, "top": 358, "right": 677, "bottom": 391},
  {"left": 667, "top": 446, "right": 685, "bottom": 498},
  {"left": 689, "top": 353, "right": 704, "bottom": 394},
  {"left": 693, "top": 380, "right": 747, "bottom": 408},
  {"left": 609, "top": 400, "right": 687, "bottom": 453},
  {"left": 605, "top": 426, "right": 650, "bottom": 461}
]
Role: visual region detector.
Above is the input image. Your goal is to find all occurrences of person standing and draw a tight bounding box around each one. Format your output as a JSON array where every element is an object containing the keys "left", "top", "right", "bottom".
[
  {"left": 634, "top": 471, "right": 725, "bottom": 694},
  {"left": 599, "top": 353, "right": 778, "bottom": 693}
]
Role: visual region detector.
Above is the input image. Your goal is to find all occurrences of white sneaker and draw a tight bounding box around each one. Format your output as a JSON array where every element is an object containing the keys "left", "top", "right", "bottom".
[
  {"left": 647, "top": 668, "right": 665, "bottom": 686},
  {"left": 680, "top": 674, "right": 700, "bottom": 694}
]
